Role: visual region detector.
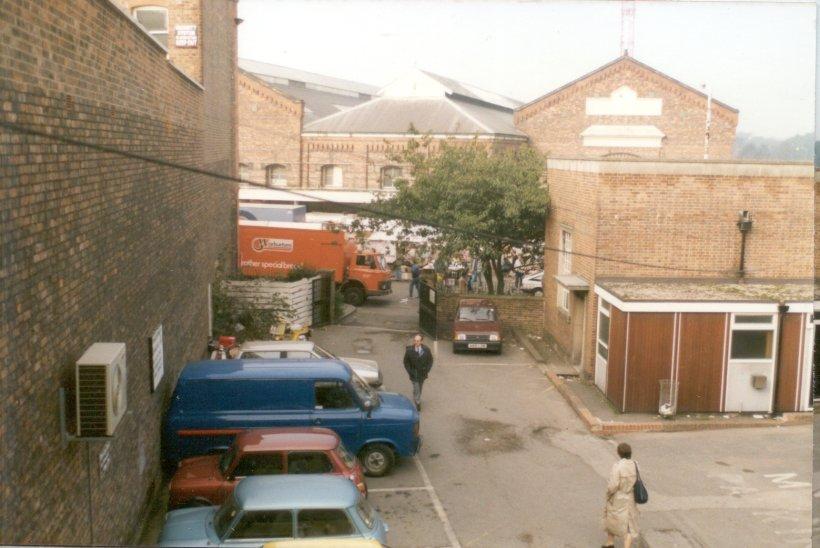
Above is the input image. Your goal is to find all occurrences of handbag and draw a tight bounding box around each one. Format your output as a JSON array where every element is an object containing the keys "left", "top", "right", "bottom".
[{"left": 633, "top": 462, "right": 648, "bottom": 504}]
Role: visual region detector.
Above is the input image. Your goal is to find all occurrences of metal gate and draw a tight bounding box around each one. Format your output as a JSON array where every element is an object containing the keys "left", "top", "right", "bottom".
[
  {"left": 312, "top": 272, "right": 333, "bottom": 327},
  {"left": 418, "top": 282, "right": 437, "bottom": 338}
]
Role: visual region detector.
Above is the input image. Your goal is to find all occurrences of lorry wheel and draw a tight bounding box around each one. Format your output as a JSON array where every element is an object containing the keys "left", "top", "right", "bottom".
[
  {"left": 344, "top": 287, "right": 365, "bottom": 306},
  {"left": 359, "top": 443, "right": 394, "bottom": 477}
]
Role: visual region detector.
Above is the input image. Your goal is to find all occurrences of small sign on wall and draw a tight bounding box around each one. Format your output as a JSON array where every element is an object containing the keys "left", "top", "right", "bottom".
[
  {"left": 150, "top": 325, "right": 164, "bottom": 391},
  {"left": 98, "top": 441, "right": 112, "bottom": 475},
  {"left": 175, "top": 25, "right": 198, "bottom": 48}
]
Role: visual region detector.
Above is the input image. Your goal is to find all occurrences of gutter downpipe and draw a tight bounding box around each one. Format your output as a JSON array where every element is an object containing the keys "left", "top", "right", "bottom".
[{"left": 770, "top": 302, "right": 790, "bottom": 414}]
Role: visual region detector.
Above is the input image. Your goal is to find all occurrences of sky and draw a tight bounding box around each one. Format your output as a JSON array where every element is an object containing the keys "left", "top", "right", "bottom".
[{"left": 238, "top": 0, "right": 816, "bottom": 139}]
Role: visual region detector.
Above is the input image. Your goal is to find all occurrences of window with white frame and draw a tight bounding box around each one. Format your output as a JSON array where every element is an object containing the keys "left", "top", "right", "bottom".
[
  {"left": 132, "top": 6, "right": 169, "bottom": 48},
  {"left": 556, "top": 286, "right": 570, "bottom": 312},
  {"left": 321, "top": 165, "right": 343, "bottom": 188},
  {"left": 265, "top": 164, "right": 287, "bottom": 187},
  {"left": 380, "top": 166, "right": 402, "bottom": 189},
  {"left": 559, "top": 229, "right": 572, "bottom": 275},
  {"left": 596, "top": 299, "right": 611, "bottom": 361},
  {"left": 730, "top": 314, "right": 775, "bottom": 360}
]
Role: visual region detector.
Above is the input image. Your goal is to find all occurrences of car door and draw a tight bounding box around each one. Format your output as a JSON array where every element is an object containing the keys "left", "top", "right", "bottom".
[
  {"left": 221, "top": 452, "right": 284, "bottom": 500},
  {"left": 296, "top": 508, "right": 359, "bottom": 539},
  {"left": 311, "top": 381, "right": 363, "bottom": 452},
  {"left": 221, "top": 509, "right": 294, "bottom": 547}
]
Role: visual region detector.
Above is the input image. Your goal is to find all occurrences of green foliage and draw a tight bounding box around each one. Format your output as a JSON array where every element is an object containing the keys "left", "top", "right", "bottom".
[
  {"left": 212, "top": 277, "right": 294, "bottom": 342},
  {"left": 365, "top": 139, "right": 549, "bottom": 293},
  {"left": 280, "top": 265, "right": 319, "bottom": 282}
]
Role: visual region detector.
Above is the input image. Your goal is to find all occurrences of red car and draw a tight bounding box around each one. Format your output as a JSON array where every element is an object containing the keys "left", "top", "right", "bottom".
[
  {"left": 452, "top": 298, "right": 503, "bottom": 353},
  {"left": 168, "top": 427, "right": 367, "bottom": 509}
]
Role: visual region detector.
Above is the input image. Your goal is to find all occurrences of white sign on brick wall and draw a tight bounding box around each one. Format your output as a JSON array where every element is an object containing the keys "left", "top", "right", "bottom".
[
  {"left": 150, "top": 324, "right": 164, "bottom": 391},
  {"left": 175, "top": 25, "right": 198, "bottom": 48}
]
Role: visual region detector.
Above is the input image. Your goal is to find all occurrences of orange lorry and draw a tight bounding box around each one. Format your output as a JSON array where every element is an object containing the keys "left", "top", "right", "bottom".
[{"left": 237, "top": 220, "right": 392, "bottom": 306}]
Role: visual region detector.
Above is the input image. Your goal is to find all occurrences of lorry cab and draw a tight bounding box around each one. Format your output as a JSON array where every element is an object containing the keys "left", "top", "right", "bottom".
[
  {"left": 345, "top": 247, "right": 391, "bottom": 305},
  {"left": 163, "top": 359, "right": 420, "bottom": 477}
]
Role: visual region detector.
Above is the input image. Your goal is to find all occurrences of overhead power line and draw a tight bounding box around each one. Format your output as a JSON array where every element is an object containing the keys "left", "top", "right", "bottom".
[{"left": 0, "top": 118, "right": 731, "bottom": 275}]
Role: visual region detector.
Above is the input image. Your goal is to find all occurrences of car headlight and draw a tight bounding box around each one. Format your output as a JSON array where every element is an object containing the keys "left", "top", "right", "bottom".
[
  {"left": 489, "top": 333, "right": 500, "bottom": 341},
  {"left": 455, "top": 333, "right": 466, "bottom": 341}
]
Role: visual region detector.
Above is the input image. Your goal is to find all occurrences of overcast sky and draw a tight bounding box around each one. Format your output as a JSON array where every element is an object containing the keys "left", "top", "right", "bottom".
[{"left": 238, "top": 0, "right": 815, "bottom": 139}]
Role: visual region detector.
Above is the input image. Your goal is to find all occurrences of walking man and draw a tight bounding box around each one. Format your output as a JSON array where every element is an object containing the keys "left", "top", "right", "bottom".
[
  {"left": 408, "top": 262, "right": 421, "bottom": 298},
  {"left": 403, "top": 333, "right": 433, "bottom": 411}
]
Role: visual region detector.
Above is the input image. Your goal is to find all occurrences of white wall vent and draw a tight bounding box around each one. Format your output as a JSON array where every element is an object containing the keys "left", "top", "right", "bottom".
[{"left": 75, "top": 343, "right": 127, "bottom": 437}]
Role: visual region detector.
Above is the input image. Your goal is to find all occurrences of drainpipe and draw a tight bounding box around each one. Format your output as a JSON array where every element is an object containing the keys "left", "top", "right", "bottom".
[
  {"left": 736, "top": 211, "right": 752, "bottom": 277},
  {"left": 770, "top": 302, "right": 790, "bottom": 414}
]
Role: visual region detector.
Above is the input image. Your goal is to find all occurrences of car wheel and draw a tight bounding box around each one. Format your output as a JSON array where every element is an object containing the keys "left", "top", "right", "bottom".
[
  {"left": 359, "top": 443, "right": 394, "bottom": 477},
  {"left": 344, "top": 286, "right": 365, "bottom": 306}
]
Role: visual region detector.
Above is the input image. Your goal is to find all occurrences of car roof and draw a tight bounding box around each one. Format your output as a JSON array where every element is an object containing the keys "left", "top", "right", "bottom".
[
  {"left": 239, "top": 340, "right": 317, "bottom": 352},
  {"left": 234, "top": 475, "right": 359, "bottom": 510},
  {"left": 235, "top": 428, "right": 340, "bottom": 452},
  {"left": 179, "top": 359, "right": 352, "bottom": 382},
  {"left": 458, "top": 298, "right": 496, "bottom": 308}
]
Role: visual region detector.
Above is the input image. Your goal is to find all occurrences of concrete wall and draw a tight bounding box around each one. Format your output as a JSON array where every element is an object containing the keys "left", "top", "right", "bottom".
[{"left": 0, "top": 0, "right": 236, "bottom": 543}]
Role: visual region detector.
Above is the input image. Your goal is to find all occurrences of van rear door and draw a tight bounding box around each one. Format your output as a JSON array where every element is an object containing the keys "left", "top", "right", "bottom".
[{"left": 311, "top": 380, "right": 364, "bottom": 453}]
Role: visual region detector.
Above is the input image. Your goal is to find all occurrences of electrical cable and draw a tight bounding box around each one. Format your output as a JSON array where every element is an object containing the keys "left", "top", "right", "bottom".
[{"left": 0, "top": 118, "right": 731, "bottom": 274}]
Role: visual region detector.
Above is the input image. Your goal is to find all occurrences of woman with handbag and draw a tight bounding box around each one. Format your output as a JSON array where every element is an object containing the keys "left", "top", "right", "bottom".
[{"left": 603, "top": 442, "right": 642, "bottom": 548}]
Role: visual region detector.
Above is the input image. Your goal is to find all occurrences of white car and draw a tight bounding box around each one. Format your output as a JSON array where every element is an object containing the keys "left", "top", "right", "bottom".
[
  {"left": 521, "top": 271, "right": 543, "bottom": 295},
  {"left": 236, "top": 340, "right": 383, "bottom": 388}
]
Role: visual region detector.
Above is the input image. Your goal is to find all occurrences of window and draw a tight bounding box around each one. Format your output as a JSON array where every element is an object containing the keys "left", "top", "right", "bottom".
[
  {"left": 356, "top": 499, "right": 376, "bottom": 529},
  {"left": 240, "top": 350, "right": 282, "bottom": 359},
  {"left": 132, "top": 6, "right": 169, "bottom": 48},
  {"left": 457, "top": 306, "right": 496, "bottom": 322},
  {"left": 336, "top": 443, "right": 356, "bottom": 468},
  {"left": 730, "top": 314, "right": 775, "bottom": 360},
  {"left": 596, "top": 299, "right": 611, "bottom": 361},
  {"left": 557, "top": 286, "right": 570, "bottom": 313},
  {"left": 380, "top": 166, "right": 402, "bottom": 189},
  {"left": 286, "top": 351, "right": 314, "bottom": 359},
  {"left": 315, "top": 381, "right": 355, "bottom": 409},
  {"left": 231, "top": 453, "right": 284, "bottom": 477},
  {"left": 287, "top": 451, "right": 333, "bottom": 474},
  {"left": 265, "top": 164, "right": 287, "bottom": 187},
  {"left": 559, "top": 229, "right": 572, "bottom": 275},
  {"left": 297, "top": 509, "right": 356, "bottom": 538},
  {"left": 230, "top": 510, "right": 294, "bottom": 540},
  {"left": 214, "top": 496, "right": 241, "bottom": 539},
  {"left": 321, "top": 165, "right": 343, "bottom": 188}
]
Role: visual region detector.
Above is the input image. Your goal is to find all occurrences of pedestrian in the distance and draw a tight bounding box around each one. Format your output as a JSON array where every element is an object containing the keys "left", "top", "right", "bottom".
[
  {"left": 513, "top": 254, "right": 524, "bottom": 289},
  {"left": 409, "top": 262, "right": 421, "bottom": 298},
  {"left": 603, "top": 442, "right": 639, "bottom": 548},
  {"left": 403, "top": 333, "right": 433, "bottom": 411}
]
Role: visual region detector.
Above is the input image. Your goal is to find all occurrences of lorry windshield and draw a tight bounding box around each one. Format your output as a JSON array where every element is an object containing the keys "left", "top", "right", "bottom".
[{"left": 355, "top": 254, "right": 385, "bottom": 270}]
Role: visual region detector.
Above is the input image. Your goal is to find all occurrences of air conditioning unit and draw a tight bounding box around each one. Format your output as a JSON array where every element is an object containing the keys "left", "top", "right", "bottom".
[{"left": 75, "top": 343, "right": 128, "bottom": 437}]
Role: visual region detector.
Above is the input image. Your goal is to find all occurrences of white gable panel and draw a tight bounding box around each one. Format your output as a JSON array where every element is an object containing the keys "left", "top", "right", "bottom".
[{"left": 586, "top": 85, "right": 663, "bottom": 116}]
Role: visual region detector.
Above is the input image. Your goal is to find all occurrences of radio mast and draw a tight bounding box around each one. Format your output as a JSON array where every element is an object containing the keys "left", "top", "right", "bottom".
[{"left": 620, "top": 0, "right": 636, "bottom": 56}]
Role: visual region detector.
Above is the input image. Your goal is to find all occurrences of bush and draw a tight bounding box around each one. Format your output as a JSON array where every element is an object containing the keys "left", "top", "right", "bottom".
[{"left": 212, "top": 278, "right": 293, "bottom": 343}]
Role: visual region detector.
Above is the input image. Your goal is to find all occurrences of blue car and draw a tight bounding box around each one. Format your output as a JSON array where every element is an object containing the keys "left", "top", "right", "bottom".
[
  {"left": 159, "top": 475, "right": 388, "bottom": 546},
  {"left": 163, "top": 359, "right": 420, "bottom": 476}
]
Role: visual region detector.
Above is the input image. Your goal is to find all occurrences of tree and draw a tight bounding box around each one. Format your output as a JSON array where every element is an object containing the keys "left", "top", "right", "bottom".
[{"left": 365, "top": 138, "right": 549, "bottom": 294}]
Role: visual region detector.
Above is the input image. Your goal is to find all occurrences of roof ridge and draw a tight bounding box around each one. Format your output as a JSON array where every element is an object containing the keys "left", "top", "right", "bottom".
[
  {"left": 303, "top": 96, "right": 385, "bottom": 130},
  {"left": 446, "top": 98, "right": 493, "bottom": 133}
]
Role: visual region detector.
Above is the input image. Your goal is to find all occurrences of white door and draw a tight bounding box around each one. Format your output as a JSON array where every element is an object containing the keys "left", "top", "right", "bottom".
[{"left": 594, "top": 354, "right": 607, "bottom": 392}]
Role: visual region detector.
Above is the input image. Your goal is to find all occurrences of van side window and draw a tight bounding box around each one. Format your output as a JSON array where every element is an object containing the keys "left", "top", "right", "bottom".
[
  {"left": 315, "top": 381, "right": 355, "bottom": 409},
  {"left": 231, "top": 453, "right": 284, "bottom": 477},
  {"left": 230, "top": 510, "right": 293, "bottom": 539},
  {"left": 297, "top": 509, "right": 356, "bottom": 537},
  {"left": 287, "top": 451, "right": 333, "bottom": 474}
]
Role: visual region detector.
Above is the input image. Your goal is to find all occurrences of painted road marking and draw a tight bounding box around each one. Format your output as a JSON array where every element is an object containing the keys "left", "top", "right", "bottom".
[
  {"left": 764, "top": 473, "right": 812, "bottom": 489},
  {"left": 414, "top": 456, "right": 461, "bottom": 548}
]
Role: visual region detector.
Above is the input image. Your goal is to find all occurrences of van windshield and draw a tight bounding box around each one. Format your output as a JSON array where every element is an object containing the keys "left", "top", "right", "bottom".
[
  {"left": 458, "top": 307, "right": 496, "bottom": 321},
  {"left": 350, "top": 373, "right": 376, "bottom": 407}
]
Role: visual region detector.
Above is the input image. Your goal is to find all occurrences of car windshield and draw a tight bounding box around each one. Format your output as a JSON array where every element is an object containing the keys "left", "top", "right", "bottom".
[
  {"left": 350, "top": 373, "right": 377, "bottom": 407},
  {"left": 458, "top": 306, "right": 496, "bottom": 321},
  {"left": 219, "top": 445, "right": 237, "bottom": 475},
  {"left": 240, "top": 350, "right": 280, "bottom": 359},
  {"left": 213, "top": 496, "right": 240, "bottom": 539},
  {"left": 312, "top": 345, "right": 335, "bottom": 359},
  {"left": 355, "top": 499, "right": 376, "bottom": 529}
]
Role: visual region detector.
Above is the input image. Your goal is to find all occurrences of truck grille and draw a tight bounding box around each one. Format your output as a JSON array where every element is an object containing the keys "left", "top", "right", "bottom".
[{"left": 465, "top": 334, "right": 489, "bottom": 341}]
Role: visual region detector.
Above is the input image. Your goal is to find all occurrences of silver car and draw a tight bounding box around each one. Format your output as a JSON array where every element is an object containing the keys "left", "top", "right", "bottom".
[{"left": 237, "top": 340, "right": 383, "bottom": 388}]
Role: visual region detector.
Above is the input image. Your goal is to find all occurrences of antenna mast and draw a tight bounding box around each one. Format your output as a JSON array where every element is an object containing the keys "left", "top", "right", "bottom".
[{"left": 620, "top": 0, "right": 636, "bottom": 55}]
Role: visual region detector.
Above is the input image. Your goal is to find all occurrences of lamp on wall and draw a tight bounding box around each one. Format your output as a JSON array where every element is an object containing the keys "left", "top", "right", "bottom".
[{"left": 736, "top": 210, "right": 752, "bottom": 277}]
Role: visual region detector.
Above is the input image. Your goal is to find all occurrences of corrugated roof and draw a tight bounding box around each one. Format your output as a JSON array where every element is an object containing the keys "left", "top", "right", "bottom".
[
  {"left": 421, "top": 70, "right": 523, "bottom": 110},
  {"left": 239, "top": 58, "right": 379, "bottom": 95},
  {"left": 303, "top": 96, "right": 526, "bottom": 137}
]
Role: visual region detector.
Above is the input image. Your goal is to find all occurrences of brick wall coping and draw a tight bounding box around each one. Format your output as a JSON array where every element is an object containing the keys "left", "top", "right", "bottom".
[
  {"left": 302, "top": 132, "right": 527, "bottom": 141},
  {"left": 546, "top": 157, "right": 813, "bottom": 177},
  {"left": 101, "top": 0, "right": 204, "bottom": 91}
]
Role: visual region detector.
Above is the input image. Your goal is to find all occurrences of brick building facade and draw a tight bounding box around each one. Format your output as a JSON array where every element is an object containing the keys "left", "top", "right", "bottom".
[
  {"left": 543, "top": 158, "right": 814, "bottom": 413},
  {"left": 0, "top": 0, "right": 237, "bottom": 544},
  {"left": 515, "top": 55, "right": 738, "bottom": 160}
]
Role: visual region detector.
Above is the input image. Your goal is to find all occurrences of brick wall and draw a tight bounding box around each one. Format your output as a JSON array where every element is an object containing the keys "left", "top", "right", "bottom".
[
  {"left": 516, "top": 57, "right": 738, "bottom": 160},
  {"left": 433, "top": 291, "right": 544, "bottom": 340},
  {"left": 0, "top": 0, "right": 236, "bottom": 544}
]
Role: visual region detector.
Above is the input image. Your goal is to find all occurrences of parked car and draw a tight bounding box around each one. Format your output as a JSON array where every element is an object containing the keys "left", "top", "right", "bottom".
[
  {"left": 264, "top": 539, "right": 383, "bottom": 548},
  {"left": 168, "top": 427, "right": 367, "bottom": 509},
  {"left": 159, "top": 475, "right": 388, "bottom": 547},
  {"left": 452, "top": 299, "right": 502, "bottom": 354},
  {"left": 237, "top": 341, "right": 383, "bottom": 388},
  {"left": 521, "top": 271, "right": 543, "bottom": 296},
  {"left": 163, "top": 359, "right": 420, "bottom": 477}
]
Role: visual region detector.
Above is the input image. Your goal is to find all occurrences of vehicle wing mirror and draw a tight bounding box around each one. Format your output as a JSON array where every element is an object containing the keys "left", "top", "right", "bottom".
[{"left": 363, "top": 399, "right": 373, "bottom": 412}]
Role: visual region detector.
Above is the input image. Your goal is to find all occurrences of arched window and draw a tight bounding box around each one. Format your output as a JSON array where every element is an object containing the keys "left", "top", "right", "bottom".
[
  {"left": 265, "top": 164, "right": 287, "bottom": 187},
  {"left": 380, "top": 166, "right": 402, "bottom": 189},
  {"left": 321, "top": 165, "right": 343, "bottom": 188},
  {"left": 132, "top": 6, "right": 169, "bottom": 48}
]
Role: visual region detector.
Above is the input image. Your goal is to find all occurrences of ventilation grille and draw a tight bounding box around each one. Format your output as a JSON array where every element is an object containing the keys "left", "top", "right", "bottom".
[{"left": 78, "top": 365, "right": 108, "bottom": 437}]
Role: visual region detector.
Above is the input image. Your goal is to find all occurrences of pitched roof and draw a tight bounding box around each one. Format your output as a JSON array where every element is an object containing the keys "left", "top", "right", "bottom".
[
  {"left": 518, "top": 54, "right": 738, "bottom": 114},
  {"left": 420, "top": 70, "right": 523, "bottom": 110},
  {"left": 303, "top": 96, "right": 526, "bottom": 137}
]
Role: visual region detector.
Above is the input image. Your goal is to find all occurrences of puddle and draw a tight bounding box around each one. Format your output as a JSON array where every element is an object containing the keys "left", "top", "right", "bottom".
[{"left": 457, "top": 417, "right": 524, "bottom": 455}]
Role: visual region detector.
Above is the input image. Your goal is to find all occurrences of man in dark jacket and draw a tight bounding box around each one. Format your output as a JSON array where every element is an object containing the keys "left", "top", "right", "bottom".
[{"left": 403, "top": 333, "right": 433, "bottom": 410}]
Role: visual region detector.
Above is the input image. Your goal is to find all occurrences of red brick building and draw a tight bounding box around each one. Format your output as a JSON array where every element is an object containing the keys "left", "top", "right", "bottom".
[
  {"left": 543, "top": 158, "right": 813, "bottom": 414},
  {"left": 1, "top": 0, "right": 237, "bottom": 543},
  {"left": 515, "top": 55, "right": 739, "bottom": 160}
]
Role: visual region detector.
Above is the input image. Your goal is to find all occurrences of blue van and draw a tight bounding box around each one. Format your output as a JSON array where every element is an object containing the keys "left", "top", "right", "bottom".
[{"left": 163, "top": 359, "right": 420, "bottom": 476}]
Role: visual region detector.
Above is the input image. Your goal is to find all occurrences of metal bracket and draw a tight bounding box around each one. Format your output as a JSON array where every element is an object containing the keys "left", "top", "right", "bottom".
[{"left": 59, "top": 387, "right": 113, "bottom": 447}]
